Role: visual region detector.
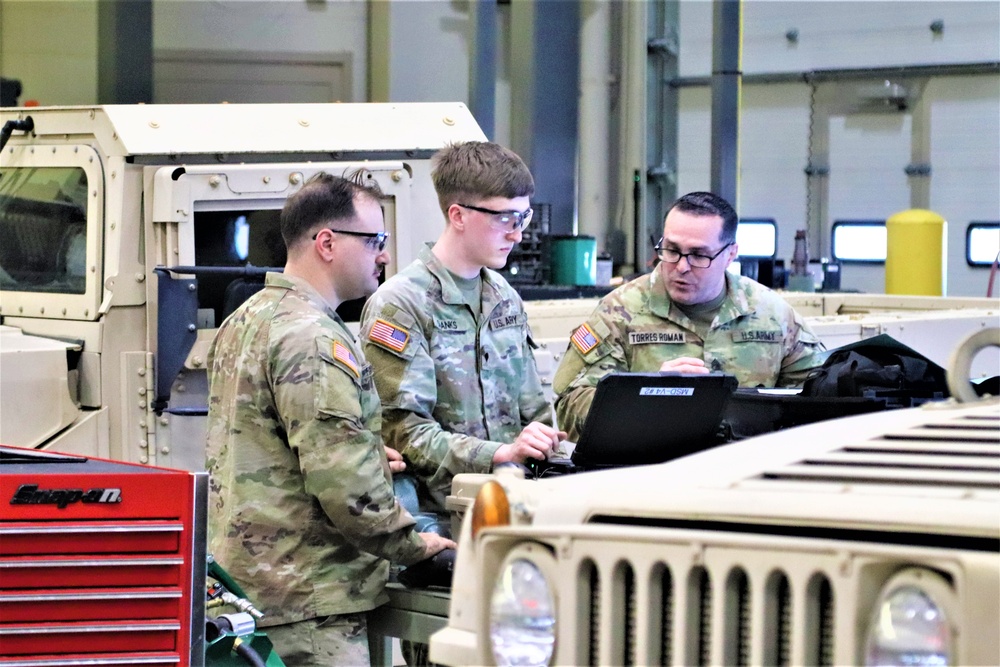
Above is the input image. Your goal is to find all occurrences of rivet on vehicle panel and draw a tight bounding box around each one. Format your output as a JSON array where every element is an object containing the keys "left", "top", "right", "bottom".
[
  {"left": 89, "top": 110, "right": 96, "bottom": 119},
  {"left": 140, "top": 440, "right": 148, "bottom": 449},
  {"left": 89, "top": 156, "right": 93, "bottom": 162},
  {"left": 138, "top": 388, "right": 147, "bottom": 396},
  {"left": 443, "top": 116, "right": 455, "bottom": 126},
  {"left": 209, "top": 175, "right": 221, "bottom": 187},
  {"left": 112, "top": 132, "right": 118, "bottom": 140},
  {"left": 160, "top": 416, "right": 169, "bottom": 426},
  {"left": 149, "top": 121, "right": 160, "bottom": 129},
  {"left": 192, "top": 357, "right": 204, "bottom": 368},
  {"left": 188, "top": 323, "right": 197, "bottom": 332},
  {"left": 93, "top": 190, "right": 97, "bottom": 196},
  {"left": 112, "top": 171, "right": 117, "bottom": 179},
  {"left": 18, "top": 307, "right": 23, "bottom": 313},
  {"left": 290, "top": 173, "right": 301, "bottom": 184},
  {"left": 138, "top": 401, "right": 147, "bottom": 409},
  {"left": 177, "top": 384, "right": 186, "bottom": 393},
  {"left": 299, "top": 119, "right": 310, "bottom": 127},
  {"left": 140, "top": 455, "right": 148, "bottom": 463},
  {"left": 391, "top": 171, "right": 403, "bottom": 183},
  {"left": 188, "top": 283, "right": 196, "bottom": 291},
  {"left": 263, "top": 176, "right": 271, "bottom": 184},
  {"left": 135, "top": 273, "right": 145, "bottom": 282},
  {"left": 52, "top": 147, "right": 57, "bottom": 153},
  {"left": 40, "top": 307, "right": 45, "bottom": 314},
  {"left": 62, "top": 308, "right": 67, "bottom": 315},
  {"left": 74, "top": 147, "right": 79, "bottom": 153},
  {"left": 30, "top": 147, "right": 35, "bottom": 153},
  {"left": 138, "top": 368, "right": 146, "bottom": 376},
  {"left": 110, "top": 223, "right": 116, "bottom": 230},
  {"left": 139, "top": 420, "right": 147, "bottom": 428},
  {"left": 84, "top": 309, "right": 89, "bottom": 316},
  {"left": 91, "top": 266, "right": 96, "bottom": 272},
  {"left": 161, "top": 447, "right": 170, "bottom": 455}
]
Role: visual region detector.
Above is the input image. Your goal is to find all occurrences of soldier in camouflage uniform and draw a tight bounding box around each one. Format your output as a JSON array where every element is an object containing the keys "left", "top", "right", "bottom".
[
  {"left": 206, "top": 174, "right": 454, "bottom": 667},
  {"left": 361, "top": 142, "right": 564, "bottom": 525},
  {"left": 554, "top": 191, "right": 824, "bottom": 441}
]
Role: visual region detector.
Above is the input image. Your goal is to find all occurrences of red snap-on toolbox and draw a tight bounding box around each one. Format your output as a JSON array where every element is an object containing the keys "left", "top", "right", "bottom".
[{"left": 0, "top": 445, "right": 207, "bottom": 666}]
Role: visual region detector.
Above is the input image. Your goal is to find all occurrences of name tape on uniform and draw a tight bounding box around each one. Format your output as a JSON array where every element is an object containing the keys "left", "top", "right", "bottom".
[
  {"left": 733, "top": 330, "right": 780, "bottom": 343},
  {"left": 629, "top": 331, "right": 686, "bottom": 345}
]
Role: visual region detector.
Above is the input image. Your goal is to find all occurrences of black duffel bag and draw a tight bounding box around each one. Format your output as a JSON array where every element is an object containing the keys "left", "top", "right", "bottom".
[{"left": 800, "top": 334, "right": 950, "bottom": 407}]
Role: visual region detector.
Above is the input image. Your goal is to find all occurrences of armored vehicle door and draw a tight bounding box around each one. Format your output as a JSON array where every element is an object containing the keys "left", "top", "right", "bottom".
[{"left": 146, "top": 162, "right": 412, "bottom": 471}]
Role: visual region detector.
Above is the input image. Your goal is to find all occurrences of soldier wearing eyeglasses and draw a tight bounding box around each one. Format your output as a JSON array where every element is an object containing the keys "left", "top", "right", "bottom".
[
  {"left": 553, "top": 191, "right": 825, "bottom": 442},
  {"left": 206, "top": 173, "right": 455, "bottom": 667},
  {"left": 361, "top": 142, "right": 565, "bottom": 531}
]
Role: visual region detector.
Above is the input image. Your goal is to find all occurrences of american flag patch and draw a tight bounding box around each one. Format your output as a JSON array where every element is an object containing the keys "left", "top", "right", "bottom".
[
  {"left": 369, "top": 318, "right": 410, "bottom": 353},
  {"left": 571, "top": 323, "right": 600, "bottom": 355},
  {"left": 332, "top": 341, "right": 359, "bottom": 377}
]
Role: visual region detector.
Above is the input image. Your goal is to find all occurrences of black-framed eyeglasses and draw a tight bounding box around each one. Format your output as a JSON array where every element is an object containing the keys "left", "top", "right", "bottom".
[
  {"left": 654, "top": 239, "right": 733, "bottom": 268},
  {"left": 458, "top": 203, "right": 533, "bottom": 233},
  {"left": 312, "top": 228, "right": 390, "bottom": 252}
]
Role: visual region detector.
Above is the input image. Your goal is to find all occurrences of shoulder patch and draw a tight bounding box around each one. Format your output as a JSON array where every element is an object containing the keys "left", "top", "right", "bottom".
[
  {"left": 332, "top": 341, "right": 360, "bottom": 377},
  {"left": 369, "top": 318, "right": 410, "bottom": 353},
  {"left": 570, "top": 323, "right": 600, "bottom": 355}
]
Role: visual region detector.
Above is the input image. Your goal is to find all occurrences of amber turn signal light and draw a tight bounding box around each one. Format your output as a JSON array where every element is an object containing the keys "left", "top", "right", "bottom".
[{"left": 471, "top": 480, "right": 510, "bottom": 539}]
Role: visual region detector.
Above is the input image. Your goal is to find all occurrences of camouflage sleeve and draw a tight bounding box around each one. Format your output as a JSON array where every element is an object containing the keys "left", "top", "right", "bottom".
[
  {"left": 519, "top": 328, "right": 555, "bottom": 427},
  {"left": 777, "top": 310, "right": 827, "bottom": 387},
  {"left": 272, "top": 334, "right": 427, "bottom": 567},
  {"left": 361, "top": 300, "right": 501, "bottom": 477},
  {"left": 551, "top": 307, "right": 628, "bottom": 442}
]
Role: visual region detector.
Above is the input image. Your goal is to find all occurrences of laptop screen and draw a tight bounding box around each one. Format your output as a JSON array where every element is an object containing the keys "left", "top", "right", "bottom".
[{"left": 572, "top": 372, "right": 738, "bottom": 468}]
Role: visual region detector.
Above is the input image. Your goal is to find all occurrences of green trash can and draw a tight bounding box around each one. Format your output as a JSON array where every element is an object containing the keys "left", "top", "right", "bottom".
[{"left": 551, "top": 235, "right": 597, "bottom": 286}]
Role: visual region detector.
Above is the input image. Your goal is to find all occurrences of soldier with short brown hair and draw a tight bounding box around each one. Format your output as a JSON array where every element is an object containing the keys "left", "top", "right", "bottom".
[
  {"left": 206, "top": 173, "right": 454, "bottom": 667},
  {"left": 361, "top": 142, "right": 565, "bottom": 524}
]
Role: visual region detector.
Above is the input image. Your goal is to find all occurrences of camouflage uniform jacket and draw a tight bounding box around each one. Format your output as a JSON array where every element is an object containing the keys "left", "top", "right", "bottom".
[
  {"left": 206, "top": 272, "right": 426, "bottom": 627},
  {"left": 553, "top": 269, "right": 825, "bottom": 441},
  {"left": 361, "top": 244, "right": 552, "bottom": 512}
]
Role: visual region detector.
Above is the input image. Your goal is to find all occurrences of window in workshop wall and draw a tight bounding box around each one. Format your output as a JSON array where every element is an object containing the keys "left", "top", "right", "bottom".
[
  {"left": 736, "top": 218, "right": 778, "bottom": 259},
  {"left": 966, "top": 222, "right": 1000, "bottom": 267},
  {"left": 832, "top": 220, "right": 887, "bottom": 263}
]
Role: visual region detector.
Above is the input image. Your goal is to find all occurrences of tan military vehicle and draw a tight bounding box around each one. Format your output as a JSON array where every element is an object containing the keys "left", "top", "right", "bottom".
[
  {"left": 429, "top": 328, "right": 1000, "bottom": 666},
  {"left": 0, "top": 103, "right": 485, "bottom": 469}
]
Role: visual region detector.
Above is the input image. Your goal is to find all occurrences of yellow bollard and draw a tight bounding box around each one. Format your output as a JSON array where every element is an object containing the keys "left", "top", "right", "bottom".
[{"left": 885, "top": 209, "right": 946, "bottom": 296}]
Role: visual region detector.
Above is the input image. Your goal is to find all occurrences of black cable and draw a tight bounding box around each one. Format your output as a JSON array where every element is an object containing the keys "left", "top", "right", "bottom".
[
  {"left": 0, "top": 116, "right": 34, "bottom": 153},
  {"left": 233, "top": 639, "right": 267, "bottom": 667}
]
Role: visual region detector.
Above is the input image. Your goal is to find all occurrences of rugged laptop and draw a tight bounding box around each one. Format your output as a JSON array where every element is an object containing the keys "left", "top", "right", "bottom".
[{"left": 535, "top": 372, "right": 738, "bottom": 476}]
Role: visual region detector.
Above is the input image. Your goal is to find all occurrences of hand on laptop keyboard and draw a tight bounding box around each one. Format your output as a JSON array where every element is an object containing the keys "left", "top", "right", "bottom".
[{"left": 492, "top": 422, "right": 567, "bottom": 465}]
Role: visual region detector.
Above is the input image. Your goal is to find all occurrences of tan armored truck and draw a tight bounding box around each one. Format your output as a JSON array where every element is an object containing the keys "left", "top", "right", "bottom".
[
  {"left": 430, "top": 330, "right": 1000, "bottom": 667},
  {"left": 0, "top": 103, "right": 485, "bottom": 469},
  {"left": 3, "top": 104, "right": 998, "bottom": 473}
]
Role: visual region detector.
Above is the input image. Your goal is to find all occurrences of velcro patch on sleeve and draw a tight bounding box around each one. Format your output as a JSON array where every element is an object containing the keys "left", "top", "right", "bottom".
[
  {"left": 332, "top": 341, "right": 360, "bottom": 377},
  {"left": 570, "top": 323, "right": 600, "bottom": 355},
  {"left": 369, "top": 318, "right": 410, "bottom": 353}
]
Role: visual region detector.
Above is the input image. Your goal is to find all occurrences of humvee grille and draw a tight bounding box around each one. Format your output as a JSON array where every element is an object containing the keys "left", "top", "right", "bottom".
[{"left": 564, "top": 539, "right": 836, "bottom": 666}]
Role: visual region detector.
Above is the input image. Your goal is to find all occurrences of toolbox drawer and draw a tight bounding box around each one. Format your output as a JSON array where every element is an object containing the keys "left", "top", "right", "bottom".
[
  {"left": 0, "top": 522, "right": 183, "bottom": 556},
  {"left": 0, "top": 621, "right": 181, "bottom": 656},
  {"left": 0, "top": 588, "right": 183, "bottom": 623}
]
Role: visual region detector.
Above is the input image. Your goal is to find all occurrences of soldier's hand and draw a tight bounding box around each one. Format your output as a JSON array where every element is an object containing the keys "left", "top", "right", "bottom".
[
  {"left": 660, "top": 357, "right": 709, "bottom": 374},
  {"left": 418, "top": 532, "right": 457, "bottom": 558},
  {"left": 492, "top": 422, "right": 566, "bottom": 465},
  {"left": 384, "top": 446, "right": 406, "bottom": 473}
]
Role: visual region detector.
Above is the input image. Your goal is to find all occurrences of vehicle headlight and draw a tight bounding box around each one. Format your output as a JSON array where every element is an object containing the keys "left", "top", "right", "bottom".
[
  {"left": 489, "top": 544, "right": 557, "bottom": 667},
  {"left": 864, "top": 568, "right": 956, "bottom": 666}
]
